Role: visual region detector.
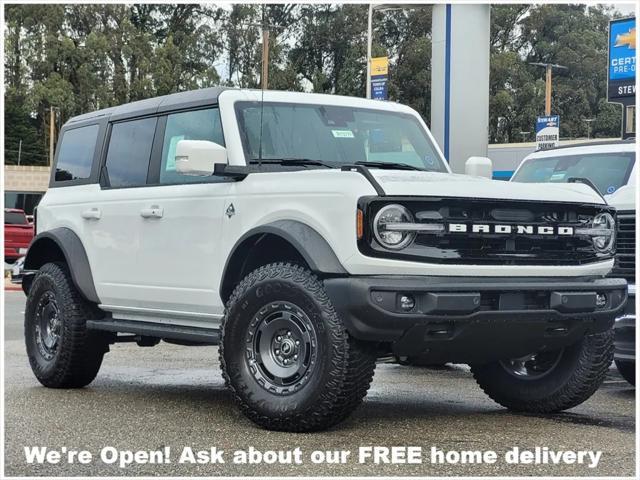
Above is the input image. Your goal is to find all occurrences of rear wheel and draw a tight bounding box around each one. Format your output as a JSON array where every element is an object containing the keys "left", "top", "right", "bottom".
[
  {"left": 25, "top": 262, "right": 110, "bottom": 388},
  {"left": 614, "top": 359, "right": 635, "bottom": 386},
  {"left": 471, "top": 330, "right": 614, "bottom": 413},
  {"left": 220, "top": 263, "right": 377, "bottom": 432}
]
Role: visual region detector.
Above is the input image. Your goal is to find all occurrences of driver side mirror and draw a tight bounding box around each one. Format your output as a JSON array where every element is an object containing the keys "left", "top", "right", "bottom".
[
  {"left": 465, "top": 156, "right": 493, "bottom": 179},
  {"left": 175, "top": 140, "right": 227, "bottom": 176}
]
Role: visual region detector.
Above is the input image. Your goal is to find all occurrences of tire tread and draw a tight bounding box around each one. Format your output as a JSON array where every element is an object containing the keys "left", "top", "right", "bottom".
[
  {"left": 219, "top": 262, "right": 376, "bottom": 432},
  {"left": 472, "top": 330, "right": 614, "bottom": 413},
  {"left": 25, "top": 262, "right": 107, "bottom": 388}
]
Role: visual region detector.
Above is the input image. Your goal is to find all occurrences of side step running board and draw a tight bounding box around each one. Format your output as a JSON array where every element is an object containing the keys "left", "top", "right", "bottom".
[{"left": 86, "top": 319, "right": 220, "bottom": 345}]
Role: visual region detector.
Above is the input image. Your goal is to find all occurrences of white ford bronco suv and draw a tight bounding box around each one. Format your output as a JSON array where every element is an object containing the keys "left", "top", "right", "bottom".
[
  {"left": 24, "top": 88, "right": 627, "bottom": 432},
  {"left": 512, "top": 139, "right": 636, "bottom": 385}
]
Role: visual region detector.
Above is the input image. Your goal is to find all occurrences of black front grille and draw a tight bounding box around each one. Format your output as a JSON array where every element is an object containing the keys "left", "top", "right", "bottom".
[
  {"left": 612, "top": 212, "right": 635, "bottom": 280},
  {"left": 359, "top": 197, "right": 615, "bottom": 266}
]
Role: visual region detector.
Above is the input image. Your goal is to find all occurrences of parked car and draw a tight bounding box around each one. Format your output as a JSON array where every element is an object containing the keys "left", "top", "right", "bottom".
[
  {"left": 22, "top": 88, "right": 627, "bottom": 431},
  {"left": 4, "top": 208, "right": 34, "bottom": 263},
  {"left": 511, "top": 140, "right": 636, "bottom": 385}
]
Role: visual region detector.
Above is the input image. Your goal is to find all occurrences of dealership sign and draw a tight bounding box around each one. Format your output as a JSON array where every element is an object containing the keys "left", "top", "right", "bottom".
[
  {"left": 370, "top": 56, "right": 388, "bottom": 101},
  {"left": 536, "top": 115, "right": 560, "bottom": 150},
  {"left": 608, "top": 17, "right": 636, "bottom": 100}
]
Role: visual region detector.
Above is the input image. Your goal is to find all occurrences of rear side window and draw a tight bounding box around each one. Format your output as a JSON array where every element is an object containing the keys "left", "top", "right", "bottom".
[
  {"left": 105, "top": 117, "right": 157, "bottom": 188},
  {"left": 4, "top": 211, "right": 28, "bottom": 225},
  {"left": 159, "top": 108, "right": 225, "bottom": 184},
  {"left": 55, "top": 124, "right": 99, "bottom": 181}
]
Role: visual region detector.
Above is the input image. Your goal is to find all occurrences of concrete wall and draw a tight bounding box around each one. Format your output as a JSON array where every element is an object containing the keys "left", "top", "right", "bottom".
[
  {"left": 431, "top": 4, "right": 490, "bottom": 173},
  {"left": 4, "top": 165, "right": 51, "bottom": 193}
]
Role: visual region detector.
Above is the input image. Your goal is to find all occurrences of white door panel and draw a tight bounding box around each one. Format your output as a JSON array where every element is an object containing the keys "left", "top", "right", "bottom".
[{"left": 83, "top": 183, "right": 230, "bottom": 315}]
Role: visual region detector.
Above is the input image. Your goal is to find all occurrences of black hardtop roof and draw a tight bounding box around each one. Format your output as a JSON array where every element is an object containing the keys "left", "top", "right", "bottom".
[{"left": 66, "top": 86, "right": 230, "bottom": 126}]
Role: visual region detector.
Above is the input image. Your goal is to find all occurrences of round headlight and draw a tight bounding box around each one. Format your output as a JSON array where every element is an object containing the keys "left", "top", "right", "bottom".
[
  {"left": 374, "top": 204, "right": 415, "bottom": 250},
  {"left": 592, "top": 213, "right": 615, "bottom": 253}
]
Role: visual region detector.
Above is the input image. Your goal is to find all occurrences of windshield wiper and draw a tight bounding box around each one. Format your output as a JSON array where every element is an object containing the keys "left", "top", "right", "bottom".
[
  {"left": 250, "top": 158, "right": 334, "bottom": 168},
  {"left": 354, "top": 161, "right": 425, "bottom": 171}
]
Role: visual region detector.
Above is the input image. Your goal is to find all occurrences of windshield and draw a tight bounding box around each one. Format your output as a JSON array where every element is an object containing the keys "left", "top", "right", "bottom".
[
  {"left": 235, "top": 102, "right": 447, "bottom": 172},
  {"left": 512, "top": 151, "right": 636, "bottom": 195},
  {"left": 5, "top": 211, "right": 28, "bottom": 225}
]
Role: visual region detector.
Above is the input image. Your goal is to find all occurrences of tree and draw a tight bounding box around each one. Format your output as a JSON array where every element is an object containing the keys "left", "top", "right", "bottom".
[
  {"left": 4, "top": 3, "right": 627, "bottom": 167},
  {"left": 381, "top": 8, "right": 433, "bottom": 121},
  {"left": 519, "top": 4, "right": 617, "bottom": 138}
]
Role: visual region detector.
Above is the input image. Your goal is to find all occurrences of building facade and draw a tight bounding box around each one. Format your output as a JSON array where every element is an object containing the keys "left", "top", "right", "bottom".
[{"left": 4, "top": 165, "right": 51, "bottom": 215}]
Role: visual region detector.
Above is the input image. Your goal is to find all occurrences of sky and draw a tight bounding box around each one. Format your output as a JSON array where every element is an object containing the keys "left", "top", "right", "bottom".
[{"left": 612, "top": 3, "right": 636, "bottom": 16}]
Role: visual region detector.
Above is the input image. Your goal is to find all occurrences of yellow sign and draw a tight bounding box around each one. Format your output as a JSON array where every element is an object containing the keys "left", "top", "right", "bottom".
[
  {"left": 371, "top": 57, "right": 389, "bottom": 76},
  {"left": 614, "top": 27, "right": 636, "bottom": 49}
]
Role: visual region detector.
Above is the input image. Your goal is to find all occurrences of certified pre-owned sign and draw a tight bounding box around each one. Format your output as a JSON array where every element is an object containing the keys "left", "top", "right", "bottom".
[{"left": 608, "top": 17, "right": 636, "bottom": 100}]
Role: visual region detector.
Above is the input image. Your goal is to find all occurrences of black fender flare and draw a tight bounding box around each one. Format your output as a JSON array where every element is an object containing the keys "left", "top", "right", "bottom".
[
  {"left": 24, "top": 227, "right": 100, "bottom": 303},
  {"left": 220, "top": 220, "right": 347, "bottom": 298}
]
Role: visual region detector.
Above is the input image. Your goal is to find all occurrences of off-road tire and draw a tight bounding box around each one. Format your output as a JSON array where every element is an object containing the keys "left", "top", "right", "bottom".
[
  {"left": 471, "top": 329, "right": 614, "bottom": 413},
  {"left": 614, "top": 359, "right": 635, "bottom": 386},
  {"left": 25, "top": 262, "right": 109, "bottom": 388},
  {"left": 220, "top": 262, "right": 377, "bottom": 432}
]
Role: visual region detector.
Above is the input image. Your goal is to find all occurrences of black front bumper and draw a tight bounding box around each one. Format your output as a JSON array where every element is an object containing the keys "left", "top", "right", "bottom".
[
  {"left": 614, "top": 285, "right": 635, "bottom": 362},
  {"left": 324, "top": 276, "right": 627, "bottom": 364}
]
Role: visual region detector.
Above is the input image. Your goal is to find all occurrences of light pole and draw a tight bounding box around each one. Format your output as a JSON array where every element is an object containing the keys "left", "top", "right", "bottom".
[
  {"left": 247, "top": 5, "right": 280, "bottom": 90},
  {"left": 583, "top": 118, "right": 595, "bottom": 139},
  {"left": 366, "top": 3, "right": 419, "bottom": 99},
  {"left": 366, "top": 4, "right": 373, "bottom": 99},
  {"left": 529, "top": 62, "right": 569, "bottom": 116},
  {"left": 529, "top": 62, "right": 568, "bottom": 116},
  {"left": 49, "top": 106, "right": 56, "bottom": 166}
]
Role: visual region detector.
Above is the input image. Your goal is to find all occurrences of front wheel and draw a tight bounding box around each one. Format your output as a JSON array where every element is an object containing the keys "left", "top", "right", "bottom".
[
  {"left": 471, "top": 330, "right": 614, "bottom": 413},
  {"left": 220, "top": 263, "right": 377, "bottom": 432}
]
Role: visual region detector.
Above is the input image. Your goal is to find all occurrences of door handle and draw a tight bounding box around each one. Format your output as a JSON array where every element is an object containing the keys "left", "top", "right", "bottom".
[
  {"left": 140, "top": 205, "right": 164, "bottom": 219},
  {"left": 81, "top": 208, "right": 101, "bottom": 220}
]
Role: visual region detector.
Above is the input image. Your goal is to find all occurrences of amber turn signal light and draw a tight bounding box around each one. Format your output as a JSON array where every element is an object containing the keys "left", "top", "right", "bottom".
[{"left": 357, "top": 209, "right": 364, "bottom": 239}]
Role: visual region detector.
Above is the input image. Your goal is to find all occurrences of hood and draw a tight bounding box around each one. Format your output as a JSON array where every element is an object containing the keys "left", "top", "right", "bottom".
[
  {"left": 605, "top": 184, "right": 637, "bottom": 211},
  {"left": 368, "top": 170, "right": 606, "bottom": 205}
]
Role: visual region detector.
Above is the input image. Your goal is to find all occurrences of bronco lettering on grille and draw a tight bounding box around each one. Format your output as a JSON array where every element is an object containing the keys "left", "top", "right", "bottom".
[{"left": 447, "top": 224, "right": 574, "bottom": 235}]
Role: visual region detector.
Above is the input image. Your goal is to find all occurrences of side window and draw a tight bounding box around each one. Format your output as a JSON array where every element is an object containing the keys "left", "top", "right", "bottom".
[
  {"left": 159, "top": 108, "right": 225, "bottom": 184},
  {"left": 105, "top": 117, "right": 157, "bottom": 188},
  {"left": 55, "top": 124, "right": 99, "bottom": 182}
]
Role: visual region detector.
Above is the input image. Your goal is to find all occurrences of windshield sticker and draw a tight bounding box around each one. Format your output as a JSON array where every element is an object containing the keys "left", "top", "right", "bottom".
[
  {"left": 332, "top": 129, "right": 355, "bottom": 138},
  {"left": 606, "top": 185, "right": 616, "bottom": 194},
  {"left": 550, "top": 172, "right": 566, "bottom": 181}
]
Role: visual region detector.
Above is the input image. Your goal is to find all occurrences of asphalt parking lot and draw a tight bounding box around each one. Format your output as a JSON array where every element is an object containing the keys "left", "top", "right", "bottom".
[{"left": 4, "top": 290, "right": 636, "bottom": 477}]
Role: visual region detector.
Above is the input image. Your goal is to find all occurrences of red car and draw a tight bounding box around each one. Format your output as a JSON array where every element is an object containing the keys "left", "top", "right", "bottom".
[{"left": 4, "top": 208, "right": 34, "bottom": 262}]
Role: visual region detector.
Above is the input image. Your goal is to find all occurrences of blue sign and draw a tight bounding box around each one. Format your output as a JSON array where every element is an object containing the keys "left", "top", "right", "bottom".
[
  {"left": 535, "top": 115, "right": 560, "bottom": 150},
  {"left": 608, "top": 17, "right": 636, "bottom": 100},
  {"left": 536, "top": 115, "right": 559, "bottom": 132},
  {"left": 609, "top": 18, "right": 636, "bottom": 80},
  {"left": 371, "top": 75, "right": 388, "bottom": 100}
]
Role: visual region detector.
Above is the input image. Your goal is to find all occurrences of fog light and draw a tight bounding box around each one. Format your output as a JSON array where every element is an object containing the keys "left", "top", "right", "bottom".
[
  {"left": 399, "top": 294, "right": 415, "bottom": 311},
  {"left": 596, "top": 293, "right": 607, "bottom": 308}
]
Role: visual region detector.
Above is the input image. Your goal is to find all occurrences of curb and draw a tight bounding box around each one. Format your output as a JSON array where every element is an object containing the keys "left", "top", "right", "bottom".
[{"left": 4, "top": 278, "right": 23, "bottom": 292}]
